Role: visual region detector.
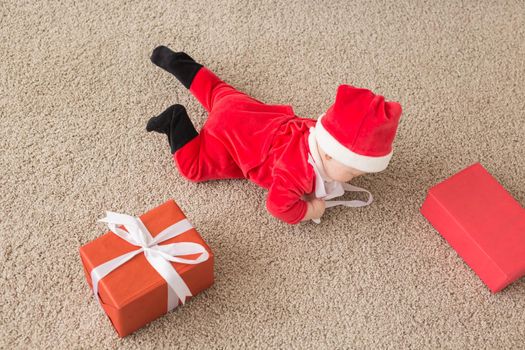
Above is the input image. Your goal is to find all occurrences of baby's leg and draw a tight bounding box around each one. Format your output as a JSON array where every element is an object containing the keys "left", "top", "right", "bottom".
[
  {"left": 150, "top": 46, "right": 249, "bottom": 111},
  {"left": 174, "top": 129, "right": 244, "bottom": 182},
  {"left": 147, "top": 104, "right": 243, "bottom": 182}
]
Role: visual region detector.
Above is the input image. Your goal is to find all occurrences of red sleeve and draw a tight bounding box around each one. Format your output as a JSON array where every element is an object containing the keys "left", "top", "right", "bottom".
[{"left": 266, "top": 174, "right": 308, "bottom": 224}]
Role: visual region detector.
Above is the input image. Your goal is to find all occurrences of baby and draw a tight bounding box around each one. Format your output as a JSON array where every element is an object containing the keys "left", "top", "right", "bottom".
[{"left": 147, "top": 46, "right": 402, "bottom": 224}]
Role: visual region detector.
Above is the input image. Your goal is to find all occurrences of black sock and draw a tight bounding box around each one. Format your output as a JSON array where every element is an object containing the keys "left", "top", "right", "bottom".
[
  {"left": 146, "top": 104, "right": 175, "bottom": 133},
  {"left": 146, "top": 104, "right": 198, "bottom": 153},
  {"left": 150, "top": 46, "right": 203, "bottom": 89}
]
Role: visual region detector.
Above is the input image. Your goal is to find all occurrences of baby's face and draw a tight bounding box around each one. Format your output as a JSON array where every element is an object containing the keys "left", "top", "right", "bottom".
[{"left": 319, "top": 146, "right": 366, "bottom": 182}]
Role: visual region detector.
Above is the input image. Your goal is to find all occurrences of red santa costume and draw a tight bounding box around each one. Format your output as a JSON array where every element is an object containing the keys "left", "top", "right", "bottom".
[{"left": 147, "top": 46, "right": 402, "bottom": 224}]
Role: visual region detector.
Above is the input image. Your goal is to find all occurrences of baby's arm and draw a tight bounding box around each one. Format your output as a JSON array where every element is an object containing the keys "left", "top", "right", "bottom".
[
  {"left": 266, "top": 175, "right": 307, "bottom": 224},
  {"left": 266, "top": 176, "right": 325, "bottom": 224}
]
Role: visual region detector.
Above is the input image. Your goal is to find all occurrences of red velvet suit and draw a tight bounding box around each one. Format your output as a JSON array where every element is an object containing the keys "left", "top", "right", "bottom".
[{"left": 175, "top": 67, "right": 316, "bottom": 224}]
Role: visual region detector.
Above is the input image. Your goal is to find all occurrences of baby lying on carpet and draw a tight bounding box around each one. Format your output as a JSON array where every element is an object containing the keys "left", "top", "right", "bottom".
[{"left": 147, "top": 46, "right": 402, "bottom": 224}]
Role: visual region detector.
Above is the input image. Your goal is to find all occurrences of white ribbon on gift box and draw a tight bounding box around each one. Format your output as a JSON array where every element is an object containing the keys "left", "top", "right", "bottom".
[{"left": 90, "top": 211, "right": 209, "bottom": 311}]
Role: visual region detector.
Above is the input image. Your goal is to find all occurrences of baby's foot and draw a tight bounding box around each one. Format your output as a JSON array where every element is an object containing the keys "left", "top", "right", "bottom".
[
  {"left": 146, "top": 104, "right": 198, "bottom": 153},
  {"left": 151, "top": 46, "right": 194, "bottom": 67},
  {"left": 146, "top": 104, "right": 177, "bottom": 134},
  {"left": 150, "top": 46, "right": 202, "bottom": 88}
]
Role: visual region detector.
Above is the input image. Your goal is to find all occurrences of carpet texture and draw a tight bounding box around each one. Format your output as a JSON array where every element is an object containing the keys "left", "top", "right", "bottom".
[{"left": 1, "top": 0, "right": 524, "bottom": 348}]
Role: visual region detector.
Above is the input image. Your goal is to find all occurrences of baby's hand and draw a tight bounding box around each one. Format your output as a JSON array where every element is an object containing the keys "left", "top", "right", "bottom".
[{"left": 302, "top": 198, "right": 326, "bottom": 221}]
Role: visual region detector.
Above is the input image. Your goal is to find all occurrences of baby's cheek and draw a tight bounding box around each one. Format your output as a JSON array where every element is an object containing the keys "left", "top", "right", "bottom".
[
  {"left": 334, "top": 170, "right": 354, "bottom": 183},
  {"left": 343, "top": 175, "right": 355, "bottom": 182}
]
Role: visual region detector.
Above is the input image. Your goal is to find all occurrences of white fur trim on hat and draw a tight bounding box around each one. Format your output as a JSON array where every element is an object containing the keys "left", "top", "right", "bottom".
[{"left": 314, "top": 115, "right": 393, "bottom": 173}]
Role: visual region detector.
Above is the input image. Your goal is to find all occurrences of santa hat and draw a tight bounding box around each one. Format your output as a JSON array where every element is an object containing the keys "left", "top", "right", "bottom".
[{"left": 314, "top": 85, "right": 402, "bottom": 173}]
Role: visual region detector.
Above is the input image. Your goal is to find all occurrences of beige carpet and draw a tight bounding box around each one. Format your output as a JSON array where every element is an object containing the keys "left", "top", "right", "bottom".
[{"left": 1, "top": 0, "right": 524, "bottom": 348}]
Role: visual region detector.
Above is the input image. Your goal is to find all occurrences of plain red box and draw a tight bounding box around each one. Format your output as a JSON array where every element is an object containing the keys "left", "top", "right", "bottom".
[{"left": 421, "top": 163, "right": 525, "bottom": 292}]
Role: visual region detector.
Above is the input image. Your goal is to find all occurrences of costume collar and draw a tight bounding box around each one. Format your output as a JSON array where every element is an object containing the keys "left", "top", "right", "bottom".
[{"left": 308, "top": 127, "right": 331, "bottom": 182}]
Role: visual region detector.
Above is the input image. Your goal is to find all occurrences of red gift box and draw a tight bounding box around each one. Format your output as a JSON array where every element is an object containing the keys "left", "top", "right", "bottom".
[
  {"left": 79, "top": 200, "right": 214, "bottom": 337},
  {"left": 421, "top": 163, "right": 525, "bottom": 292}
]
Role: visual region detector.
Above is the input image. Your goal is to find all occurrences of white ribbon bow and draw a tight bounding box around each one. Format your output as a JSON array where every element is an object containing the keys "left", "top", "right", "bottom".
[{"left": 90, "top": 211, "right": 209, "bottom": 311}]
